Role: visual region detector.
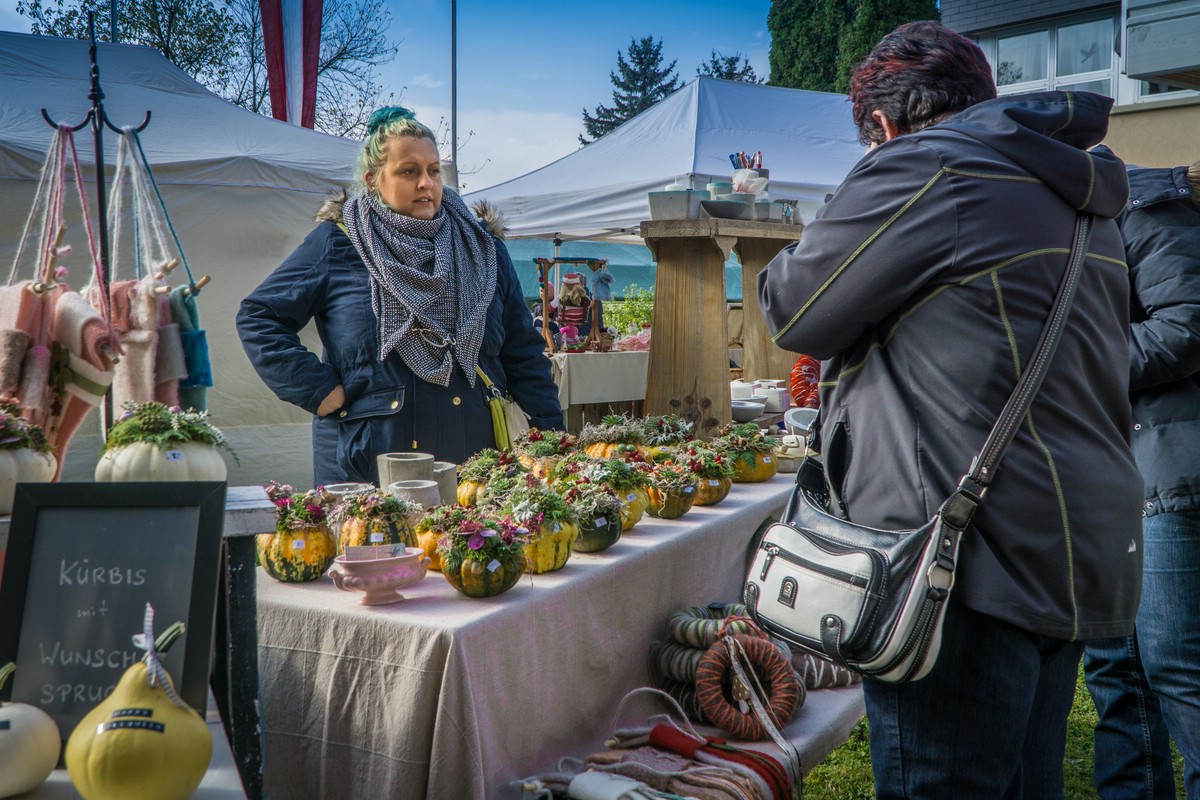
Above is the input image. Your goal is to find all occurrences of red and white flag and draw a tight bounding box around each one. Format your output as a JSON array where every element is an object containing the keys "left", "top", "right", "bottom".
[{"left": 259, "top": 0, "right": 323, "bottom": 128}]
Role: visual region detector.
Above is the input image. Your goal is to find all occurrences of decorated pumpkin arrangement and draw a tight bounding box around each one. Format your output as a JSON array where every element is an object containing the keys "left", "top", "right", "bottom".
[
  {"left": 456, "top": 448, "right": 527, "bottom": 507},
  {"left": 557, "top": 481, "right": 624, "bottom": 553},
  {"left": 436, "top": 508, "right": 527, "bottom": 598},
  {"left": 512, "top": 427, "right": 576, "bottom": 480},
  {"left": 331, "top": 490, "right": 419, "bottom": 555},
  {"left": 65, "top": 607, "right": 211, "bottom": 800},
  {"left": 683, "top": 444, "right": 736, "bottom": 506},
  {"left": 94, "top": 401, "right": 236, "bottom": 482},
  {"left": 0, "top": 662, "right": 61, "bottom": 799},
  {"left": 576, "top": 414, "right": 650, "bottom": 461},
  {"left": 554, "top": 453, "right": 651, "bottom": 532},
  {"left": 258, "top": 481, "right": 337, "bottom": 582},
  {"left": 712, "top": 423, "right": 780, "bottom": 483},
  {"left": 413, "top": 504, "right": 477, "bottom": 571},
  {"left": 641, "top": 414, "right": 694, "bottom": 461},
  {"left": 0, "top": 401, "right": 56, "bottom": 516},
  {"left": 499, "top": 474, "right": 579, "bottom": 573},
  {"left": 645, "top": 459, "right": 699, "bottom": 519}
]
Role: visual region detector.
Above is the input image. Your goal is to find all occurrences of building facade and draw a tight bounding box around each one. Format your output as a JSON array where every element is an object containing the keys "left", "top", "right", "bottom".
[{"left": 941, "top": 0, "right": 1200, "bottom": 167}]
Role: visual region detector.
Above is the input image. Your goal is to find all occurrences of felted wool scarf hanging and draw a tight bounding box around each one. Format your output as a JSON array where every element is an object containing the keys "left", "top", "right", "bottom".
[{"left": 343, "top": 188, "right": 497, "bottom": 387}]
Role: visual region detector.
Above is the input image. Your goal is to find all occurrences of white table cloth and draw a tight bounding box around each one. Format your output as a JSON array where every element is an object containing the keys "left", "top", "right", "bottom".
[{"left": 255, "top": 474, "right": 862, "bottom": 799}]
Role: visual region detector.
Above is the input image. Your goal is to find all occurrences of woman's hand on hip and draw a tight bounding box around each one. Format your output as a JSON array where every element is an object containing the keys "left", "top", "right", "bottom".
[{"left": 317, "top": 384, "right": 346, "bottom": 417}]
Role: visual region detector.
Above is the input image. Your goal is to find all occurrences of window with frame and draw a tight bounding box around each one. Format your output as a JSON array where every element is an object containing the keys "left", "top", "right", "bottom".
[{"left": 980, "top": 13, "right": 1197, "bottom": 106}]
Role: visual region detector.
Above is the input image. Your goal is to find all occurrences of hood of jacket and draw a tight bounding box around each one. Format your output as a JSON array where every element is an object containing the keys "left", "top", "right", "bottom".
[
  {"left": 313, "top": 189, "right": 508, "bottom": 239},
  {"left": 936, "top": 91, "right": 1128, "bottom": 219}
]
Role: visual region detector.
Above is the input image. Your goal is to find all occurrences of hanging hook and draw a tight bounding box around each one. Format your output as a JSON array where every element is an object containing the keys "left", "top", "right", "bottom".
[{"left": 41, "top": 108, "right": 93, "bottom": 132}]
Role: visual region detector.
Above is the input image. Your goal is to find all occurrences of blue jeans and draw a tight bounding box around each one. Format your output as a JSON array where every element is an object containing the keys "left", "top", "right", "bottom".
[
  {"left": 1083, "top": 634, "right": 1175, "bottom": 799},
  {"left": 1084, "top": 510, "right": 1200, "bottom": 799},
  {"left": 1138, "top": 511, "right": 1200, "bottom": 797},
  {"left": 864, "top": 599, "right": 1084, "bottom": 799}
]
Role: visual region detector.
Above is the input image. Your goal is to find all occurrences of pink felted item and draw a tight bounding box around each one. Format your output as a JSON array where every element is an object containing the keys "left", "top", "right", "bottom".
[{"left": 47, "top": 289, "right": 117, "bottom": 474}]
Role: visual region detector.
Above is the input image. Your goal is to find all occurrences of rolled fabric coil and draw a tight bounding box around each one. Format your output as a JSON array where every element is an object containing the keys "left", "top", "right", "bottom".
[
  {"left": 668, "top": 603, "right": 752, "bottom": 649},
  {"left": 695, "top": 634, "right": 804, "bottom": 741}
]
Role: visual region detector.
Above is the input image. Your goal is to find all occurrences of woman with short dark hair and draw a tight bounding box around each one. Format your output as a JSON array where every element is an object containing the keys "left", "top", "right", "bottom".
[{"left": 760, "top": 21, "right": 1142, "bottom": 798}]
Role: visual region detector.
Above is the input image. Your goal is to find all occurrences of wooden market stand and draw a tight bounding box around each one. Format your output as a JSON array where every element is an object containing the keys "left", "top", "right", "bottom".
[{"left": 640, "top": 217, "right": 804, "bottom": 437}]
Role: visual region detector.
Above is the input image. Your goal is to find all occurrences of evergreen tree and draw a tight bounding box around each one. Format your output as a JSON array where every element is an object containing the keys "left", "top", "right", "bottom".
[
  {"left": 697, "top": 50, "right": 763, "bottom": 83},
  {"left": 834, "top": 0, "right": 939, "bottom": 92},
  {"left": 581, "top": 36, "right": 680, "bottom": 145},
  {"left": 767, "top": 0, "right": 939, "bottom": 93},
  {"left": 767, "top": 0, "right": 847, "bottom": 92}
]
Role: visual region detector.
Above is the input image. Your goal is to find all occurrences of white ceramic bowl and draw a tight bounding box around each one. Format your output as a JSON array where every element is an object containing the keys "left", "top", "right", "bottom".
[{"left": 730, "top": 399, "right": 766, "bottom": 423}]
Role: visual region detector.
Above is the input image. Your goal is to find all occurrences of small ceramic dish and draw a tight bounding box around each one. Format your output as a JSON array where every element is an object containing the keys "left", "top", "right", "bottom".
[
  {"left": 730, "top": 399, "right": 766, "bottom": 422},
  {"left": 330, "top": 548, "right": 430, "bottom": 606},
  {"left": 700, "top": 199, "right": 753, "bottom": 221}
]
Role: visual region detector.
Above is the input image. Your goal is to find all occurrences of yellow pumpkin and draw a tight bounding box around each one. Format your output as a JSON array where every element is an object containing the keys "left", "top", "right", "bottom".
[
  {"left": 456, "top": 480, "right": 486, "bottom": 507},
  {"left": 730, "top": 451, "right": 780, "bottom": 483},
  {"left": 615, "top": 486, "right": 651, "bottom": 531},
  {"left": 584, "top": 442, "right": 650, "bottom": 461},
  {"left": 694, "top": 476, "right": 733, "bottom": 506},
  {"left": 413, "top": 521, "right": 446, "bottom": 571},
  {"left": 337, "top": 515, "right": 416, "bottom": 555},
  {"left": 257, "top": 523, "right": 337, "bottom": 582},
  {"left": 522, "top": 520, "right": 579, "bottom": 573},
  {"left": 517, "top": 454, "right": 562, "bottom": 482},
  {"left": 65, "top": 646, "right": 211, "bottom": 800},
  {"left": 94, "top": 441, "right": 227, "bottom": 482}
]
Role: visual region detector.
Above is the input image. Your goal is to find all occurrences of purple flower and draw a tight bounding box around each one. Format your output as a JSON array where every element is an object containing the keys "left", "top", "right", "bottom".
[{"left": 465, "top": 527, "right": 496, "bottom": 550}]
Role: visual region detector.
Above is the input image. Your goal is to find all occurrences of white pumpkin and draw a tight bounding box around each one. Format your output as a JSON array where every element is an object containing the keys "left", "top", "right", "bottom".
[
  {"left": 94, "top": 441, "right": 228, "bottom": 482},
  {"left": 0, "top": 447, "right": 57, "bottom": 515},
  {"left": 0, "top": 662, "right": 62, "bottom": 798}
]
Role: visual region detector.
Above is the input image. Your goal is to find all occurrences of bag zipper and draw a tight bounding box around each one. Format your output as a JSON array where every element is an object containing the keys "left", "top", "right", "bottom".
[{"left": 760, "top": 543, "right": 870, "bottom": 589}]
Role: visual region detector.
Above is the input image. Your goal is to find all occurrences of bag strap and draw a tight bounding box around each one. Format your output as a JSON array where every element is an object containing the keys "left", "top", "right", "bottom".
[
  {"left": 960, "top": 212, "right": 1094, "bottom": 496},
  {"left": 475, "top": 364, "right": 504, "bottom": 401}
]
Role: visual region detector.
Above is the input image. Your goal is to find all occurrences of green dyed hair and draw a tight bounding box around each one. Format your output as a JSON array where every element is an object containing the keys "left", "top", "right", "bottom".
[{"left": 356, "top": 106, "right": 439, "bottom": 192}]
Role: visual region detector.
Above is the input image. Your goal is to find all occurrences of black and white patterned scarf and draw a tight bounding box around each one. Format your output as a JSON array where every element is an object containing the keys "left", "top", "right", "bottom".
[{"left": 343, "top": 189, "right": 497, "bottom": 387}]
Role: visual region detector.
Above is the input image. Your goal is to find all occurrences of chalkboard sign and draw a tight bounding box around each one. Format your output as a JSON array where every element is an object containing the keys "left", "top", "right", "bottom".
[{"left": 0, "top": 481, "right": 226, "bottom": 745}]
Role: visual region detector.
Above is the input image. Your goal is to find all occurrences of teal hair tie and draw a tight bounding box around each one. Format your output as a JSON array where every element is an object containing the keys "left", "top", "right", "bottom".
[{"left": 366, "top": 106, "right": 416, "bottom": 135}]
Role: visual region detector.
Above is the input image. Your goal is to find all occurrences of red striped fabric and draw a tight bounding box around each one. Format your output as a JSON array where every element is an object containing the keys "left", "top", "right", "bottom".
[{"left": 259, "top": 0, "right": 322, "bottom": 128}]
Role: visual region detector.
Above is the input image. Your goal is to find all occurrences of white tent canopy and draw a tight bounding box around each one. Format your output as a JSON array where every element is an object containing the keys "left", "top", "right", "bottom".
[
  {"left": 0, "top": 31, "right": 360, "bottom": 487},
  {"left": 465, "top": 76, "right": 866, "bottom": 240}
]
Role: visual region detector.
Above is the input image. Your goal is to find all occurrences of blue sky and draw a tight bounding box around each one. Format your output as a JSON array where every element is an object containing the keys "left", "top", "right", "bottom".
[{"left": 0, "top": 0, "right": 773, "bottom": 189}]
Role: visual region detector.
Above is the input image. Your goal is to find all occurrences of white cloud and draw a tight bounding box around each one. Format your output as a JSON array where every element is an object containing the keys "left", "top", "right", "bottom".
[
  {"left": 410, "top": 72, "right": 443, "bottom": 89},
  {"left": 408, "top": 104, "right": 581, "bottom": 192}
]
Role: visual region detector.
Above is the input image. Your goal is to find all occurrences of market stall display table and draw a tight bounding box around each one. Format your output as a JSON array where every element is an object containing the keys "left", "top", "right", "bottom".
[
  {"left": 640, "top": 219, "right": 802, "bottom": 436},
  {"left": 255, "top": 474, "right": 861, "bottom": 800},
  {"left": 549, "top": 350, "right": 649, "bottom": 430}
]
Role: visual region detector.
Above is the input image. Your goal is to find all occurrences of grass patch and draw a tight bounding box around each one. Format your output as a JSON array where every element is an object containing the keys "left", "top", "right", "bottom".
[{"left": 802, "top": 666, "right": 1186, "bottom": 798}]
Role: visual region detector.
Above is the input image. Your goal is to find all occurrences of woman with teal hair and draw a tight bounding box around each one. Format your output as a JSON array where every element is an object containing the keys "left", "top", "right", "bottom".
[{"left": 237, "top": 107, "right": 563, "bottom": 485}]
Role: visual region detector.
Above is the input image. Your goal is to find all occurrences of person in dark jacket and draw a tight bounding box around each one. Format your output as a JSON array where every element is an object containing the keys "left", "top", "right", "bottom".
[
  {"left": 1083, "top": 157, "right": 1200, "bottom": 799},
  {"left": 758, "top": 22, "right": 1142, "bottom": 798},
  {"left": 237, "top": 106, "right": 562, "bottom": 486}
]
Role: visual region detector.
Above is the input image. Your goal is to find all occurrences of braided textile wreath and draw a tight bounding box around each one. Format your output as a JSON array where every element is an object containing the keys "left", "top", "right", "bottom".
[
  {"left": 668, "top": 603, "right": 754, "bottom": 648},
  {"left": 695, "top": 634, "right": 803, "bottom": 740}
]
